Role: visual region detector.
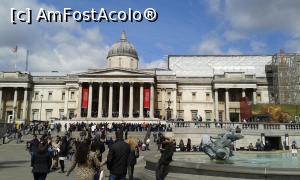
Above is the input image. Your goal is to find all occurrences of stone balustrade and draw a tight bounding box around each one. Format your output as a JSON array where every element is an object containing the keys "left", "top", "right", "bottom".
[{"left": 167, "top": 121, "right": 300, "bottom": 131}]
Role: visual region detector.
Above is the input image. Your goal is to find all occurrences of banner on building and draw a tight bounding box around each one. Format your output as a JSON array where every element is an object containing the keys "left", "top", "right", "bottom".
[
  {"left": 240, "top": 97, "right": 252, "bottom": 121},
  {"left": 82, "top": 87, "right": 89, "bottom": 109},
  {"left": 144, "top": 88, "right": 150, "bottom": 109}
]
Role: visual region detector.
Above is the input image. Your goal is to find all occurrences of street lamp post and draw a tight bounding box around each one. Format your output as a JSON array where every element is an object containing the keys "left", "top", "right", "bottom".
[
  {"left": 166, "top": 99, "right": 171, "bottom": 120},
  {"left": 40, "top": 94, "right": 43, "bottom": 121},
  {"left": 13, "top": 106, "right": 17, "bottom": 124}
]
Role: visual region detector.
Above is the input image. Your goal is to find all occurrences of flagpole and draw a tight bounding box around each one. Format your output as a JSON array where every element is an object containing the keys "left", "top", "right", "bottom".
[
  {"left": 15, "top": 49, "right": 17, "bottom": 71},
  {"left": 25, "top": 50, "right": 29, "bottom": 72}
]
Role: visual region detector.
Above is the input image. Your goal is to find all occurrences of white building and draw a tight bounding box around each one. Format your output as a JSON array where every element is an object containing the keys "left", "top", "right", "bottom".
[{"left": 0, "top": 32, "right": 272, "bottom": 123}]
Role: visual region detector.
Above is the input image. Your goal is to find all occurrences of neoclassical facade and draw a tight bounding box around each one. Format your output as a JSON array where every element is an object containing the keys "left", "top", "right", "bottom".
[{"left": 0, "top": 32, "right": 273, "bottom": 123}]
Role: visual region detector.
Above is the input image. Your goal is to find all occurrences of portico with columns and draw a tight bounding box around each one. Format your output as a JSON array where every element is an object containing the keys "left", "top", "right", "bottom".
[
  {"left": 0, "top": 72, "right": 31, "bottom": 123},
  {"left": 213, "top": 83, "right": 257, "bottom": 122},
  {"left": 77, "top": 69, "right": 156, "bottom": 120}
]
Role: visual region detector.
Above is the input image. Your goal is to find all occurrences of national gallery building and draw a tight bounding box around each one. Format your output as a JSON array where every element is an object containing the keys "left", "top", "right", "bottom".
[{"left": 0, "top": 32, "right": 275, "bottom": 123}]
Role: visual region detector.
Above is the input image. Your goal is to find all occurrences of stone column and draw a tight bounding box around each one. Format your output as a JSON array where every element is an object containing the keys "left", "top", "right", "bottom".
[
  {"left": 139, "top": 83, "right": 144, "bottom": 118},
  {"left": 253, "top": 89, "right": 257, "bottom": 105},
  {"left": 214, "top": 89, "right": 219, "bottom": 121},
  {"left": 242, "top": 88, "right": 246, "bottom": 97},
  {"left": 225, "top": 88, "right": 230, "bottom": 121},
  {"left": 161, "top": 89, "right": 166, "bottom": 119},
  {"left": 172, "top": 89, "right": 177, "bottom": 119},
  {"left": 77, "top": 83, "right": 82, "bottom": 118},
  {"left": 108, "top": 83, "right": 113, "bottom": 119},
  {"left": 13, "top": 88, "right": 18, "bottom": 120},
  {"left": 129, "top": 82, "right": 134, "bottom": 118},
  {"left": 98, "top": 83, "right": 103, "bottom": 118},
  {"left": 150, "top": 83, "right": 154, "bottom": 118},
  {"left": 87, "top": 83, "right": 93, "bottom": 118},
  {"left": 0, "top": 88, "right": 2, "bottom": 120},
  {"left": 22, "top": 88, "right": 28, "bottom": 121},
  {"left": 119, "top": 83, "right": 123, "bottom": 118},
  {"left": 64, "top": 88, "right": 69, "bottom": 117}
]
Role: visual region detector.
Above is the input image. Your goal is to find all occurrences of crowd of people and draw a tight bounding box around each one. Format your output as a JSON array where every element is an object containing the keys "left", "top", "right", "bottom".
[
  {"left": 4, "top": 119, "right": 300, "bottom": 180},
  {"left": 28, "top": 125, "right": 142, "bottom": 180}
]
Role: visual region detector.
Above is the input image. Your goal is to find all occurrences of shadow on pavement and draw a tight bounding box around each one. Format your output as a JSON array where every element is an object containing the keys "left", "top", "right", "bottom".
[{"left": 0, "top": 160, "right": 29, "bottom": 165}]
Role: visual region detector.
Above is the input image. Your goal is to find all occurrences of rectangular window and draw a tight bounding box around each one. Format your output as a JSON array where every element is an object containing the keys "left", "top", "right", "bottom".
[
  {"left": 219, "top": 111, "right": 223, "bottom": 121},
  {"left": 46, "top": 109, "right": 53, "bottom": 121},
  {"left": 177, "top": 110, "right": 184, "bottom": 119},
  {"left": 205, "top": 110, "right": 212, "bottom": 121},
  {"left": 155, "top": 110, "right": 160, "bottom": 119},
  {"left": 70, "top": 91, "right": 75, "bottom": 99},
  {"left": 206, "top": 92, "right": 210, "bottom": 101},
  {"left": 59, "top": 109, "right": 64, "bottom": 119},
  {"left": 48, "top": 92, "right": 53, "bottom": 101},
  {"left": 191, "top": 110, "right": 198, "bottom": 121},
  {"left": 62, "top": 92, "right": 65, "bottom": 101},
  {"left": 257, "top": 93, "right": 261, "bottom": 102},
  {"left": 177, "top": 92, "right": 182, "bottom": 101},
  {"left": 34, "top": 92, "right": 39, "bottom": 100},
  {"left": 69, "top": 109, "right": 75, "bottom": 119},
  {"left": 32, "top": 109, "right": 39, "bottom": 120},
  {"left": 192, "top": 92, "right": 196, "bottom": 102}
]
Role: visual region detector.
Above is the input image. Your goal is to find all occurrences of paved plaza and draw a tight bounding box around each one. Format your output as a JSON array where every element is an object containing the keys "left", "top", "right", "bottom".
[{"left": 0, "top": 132, "right": 153, "bottom": 180}]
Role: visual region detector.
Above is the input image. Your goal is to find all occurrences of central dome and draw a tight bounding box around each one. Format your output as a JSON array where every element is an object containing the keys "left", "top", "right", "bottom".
[{"left": 107, "top": 32, "right": 138, "bottom": 60}]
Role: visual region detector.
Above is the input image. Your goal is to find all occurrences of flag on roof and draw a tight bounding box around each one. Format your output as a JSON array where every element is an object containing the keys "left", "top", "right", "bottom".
[{"left": 11, "top": 46, "right": 18, "bottom": 53}]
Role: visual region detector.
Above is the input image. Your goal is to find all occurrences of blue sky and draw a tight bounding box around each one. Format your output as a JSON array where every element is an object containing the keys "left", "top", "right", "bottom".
[{"left": 0, "top": 0, "right": 300, "bottom": 72}]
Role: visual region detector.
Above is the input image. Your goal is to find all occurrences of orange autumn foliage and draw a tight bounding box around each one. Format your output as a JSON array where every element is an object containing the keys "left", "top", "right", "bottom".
[{"left": 260, "top": 105, "right": 290, "bottom": 123}]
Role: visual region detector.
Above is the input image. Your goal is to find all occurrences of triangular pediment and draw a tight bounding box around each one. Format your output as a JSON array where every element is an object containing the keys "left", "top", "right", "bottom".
[{"left": 78, "top": 68, "right": 154, "bottom": 77}]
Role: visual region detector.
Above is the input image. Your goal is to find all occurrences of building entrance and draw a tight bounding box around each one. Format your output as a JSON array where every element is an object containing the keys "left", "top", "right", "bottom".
[
  {"left": 230, "top": 112, "right": 239, "bottom": 122},
  {"left": 265, "top": 136, "right": 282, "bottom": 150}
]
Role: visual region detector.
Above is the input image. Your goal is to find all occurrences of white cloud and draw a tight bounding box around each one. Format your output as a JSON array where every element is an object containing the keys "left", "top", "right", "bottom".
[
  {"left": 250, "top": 41, "right": 266, "bottom": 54},
  {"left": 227, "top": 48, "right": 242, "bottom": 55},
  {"left": 0, "top": 0, "right": 109, "bottom": 72},
  {"left": 155, "top": 42, "right": 173, "bottom": 53},
  {"left": 205, "top": 0, "right": 222, "bottom": 14},
  {"left": 205, "top": 0, "right": 300, "bottom": 53},
  {"left": 140, "top": 57, "right": 168, "bottom": 69},
  {"left": 285, "top": 39, "right": 300, "bottom": 52},
  {"left": 223, "top": 31, "right": 245, "bottom": 42},
  {"left": 223, "top": 0, "right": 300, "bottom": 37},
  {"left": 193, "top": 38, "right": 222, "bottom": 54}
]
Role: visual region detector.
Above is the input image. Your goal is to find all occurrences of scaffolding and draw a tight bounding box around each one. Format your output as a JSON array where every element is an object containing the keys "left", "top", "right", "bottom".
[{"left": 271, "top": 52, "right": 300, "bottom": 105}]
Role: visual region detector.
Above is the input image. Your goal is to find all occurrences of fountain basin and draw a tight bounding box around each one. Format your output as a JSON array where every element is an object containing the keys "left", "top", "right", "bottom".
[{"left": 144, "top": 152, "right": 300, "bottom": 180}]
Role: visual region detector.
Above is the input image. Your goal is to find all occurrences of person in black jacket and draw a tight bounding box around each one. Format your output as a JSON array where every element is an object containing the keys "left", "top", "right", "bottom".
[
  {"left": 107, "top": 130, "right": 130, "bottom": 180},
  {"left": 156, "top": 137, "right": 174, "bottom": 180},
  {"left": 30, "top": 135, "right": 40, "bottom": 156},
  {"left": 58, "top": 136, "right": 68, "bottom": 173},
  {"left": 31, "top": 142, "right": 52, "bottom": 180}
]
